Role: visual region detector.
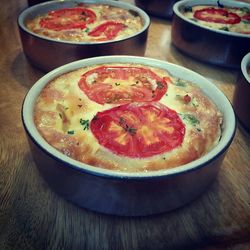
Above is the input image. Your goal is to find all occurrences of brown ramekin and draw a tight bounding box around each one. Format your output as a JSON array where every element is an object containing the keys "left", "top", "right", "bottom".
[
  {"left": 18, "top": 0, "right": 150, "bottom": 72},
  {"left": 135, "top": 0, "right": 179, "bottom": 19},
  {"left": 171, "top": 0, "right": 250, "bottom": 68},
  {"left": 22, "top": 55, "right": 236, "bottom": 216},
  {"left": 233, "top": 53, "right": 250, "bottom": 131}
]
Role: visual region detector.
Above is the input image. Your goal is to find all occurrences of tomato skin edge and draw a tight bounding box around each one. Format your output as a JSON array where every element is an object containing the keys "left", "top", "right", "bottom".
[
  {"left": 78, "top": 66, "right": 169, "bottom": 105},
  {"left": 39, "top": 7, "right": 96, "bottom": 31},
  {"left": 193, "top": 7, "right": 241, "bottom": 24},
  {"left": 90, "top": 102, "right": 185, "bottom": 158}
]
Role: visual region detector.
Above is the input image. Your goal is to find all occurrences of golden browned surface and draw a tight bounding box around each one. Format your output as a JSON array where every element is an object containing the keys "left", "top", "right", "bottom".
[
  {"left": 0, "top": 0, "right": 249, "bottom": 249},
  {"left": 26, "top": 4, "right": 143, "bottom": 42},
  {"left": 34, "top": 65, "right": 222, "bottom": 172}
]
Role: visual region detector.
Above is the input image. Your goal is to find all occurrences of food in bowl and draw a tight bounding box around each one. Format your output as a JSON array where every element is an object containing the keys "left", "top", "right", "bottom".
[
  {"left": 25, "top": 3, "right": 143, "bottom": 42},
  {"left": 182, "top": 4, "right": 250, "bottom": 34},
  {"left": 22, "top": 56, "right": 235, "bottom": 215},
  {"left": 34, "top": 62, "right": 222, "bottom": 172},
  {"left": 233, "top": 52, "right": 250, "bottom": 131},
  {"left": 171, "top": 0, "right": 250, "bottom": 68},
  {"left": 18, "top": 0, "right": 150, "bottom": 72}
]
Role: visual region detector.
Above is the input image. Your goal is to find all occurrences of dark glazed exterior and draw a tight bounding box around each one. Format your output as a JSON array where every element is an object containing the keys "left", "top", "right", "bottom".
[
  {"left": 171, "top": 0, "right": 250, "bottom": 68},
  {"left": 233, "top": 53, "right": 250, "bottom": 131},
  {"left": 18, "top": 0, "right": 150, "bottom": 72},
  {"left": 25, "top": 130, "right": 225, "bottom": 216},
  {"left": 19, "top": 29, "right": 148, "bottom": 72},
  {"left": 135, "top": 0, "right": 179, "bottom": 19}
]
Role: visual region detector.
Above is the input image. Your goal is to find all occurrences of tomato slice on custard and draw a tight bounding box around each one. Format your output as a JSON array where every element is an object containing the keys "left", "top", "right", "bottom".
[
  {"left": 242, "top": 13, "right": 250, "bottom": 22},
  {"left": 88, "top": 21, "right": 126, "bottom": 41},
  {"left": 40, "top": 7, "right": 96, "bottom": 31},
  {"left": 194, "top": 7, "right": 241, "bottom": 24},
  {"left": 90, "top": 102, "right": 185, "bottom": 158},
  {"left": 78, "top": 66, "right": 169, "bottom": 105}
]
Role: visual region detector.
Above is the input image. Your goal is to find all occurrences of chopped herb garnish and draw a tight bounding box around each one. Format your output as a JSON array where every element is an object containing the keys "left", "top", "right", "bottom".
[
  {"left": 156, "top": 81, "right": 164, "bottom": 89},
  {"left": 119, "top": 117, "right": 137, "bottom": 135},
  {"left": 242, "top": 20, "right": 250, "bottom": 24},
  {"left": 180, "top": 113, "right": 200, "bottom": 126},
  {"left": 190, "top": 18, "right": 198, "bottom": 22},
  {"left": 115, "top": 82, "right": 120, "bottom": 86},
  {"left": 240, "top": 7, "right": 250, "bottom": 13},
  {"left": 175, "top": 79, "right": 187, "bottom": 87},
  {"left": 59, "top": 113, "right": 62, "bottom": 119},
  {"left": 67, "top": 130, "right": 75, "bottom": 135},
  {"left": 80, "top": 119, "right": 90, "bottom": 130},
  {"left": 84, "top": 27, "right": 90, "bottom": 33},
  {"left": 192, "top": 98, "right": 199, "bottom": 107},
  {"left": 184, "top": 6, "right": 193, "bottom": 12},
  {"left": 219, "top": 27, "right": 229, "bottom": 31},
  {"left": 196, "top": 128, "right": 201, "bottom": 132}
]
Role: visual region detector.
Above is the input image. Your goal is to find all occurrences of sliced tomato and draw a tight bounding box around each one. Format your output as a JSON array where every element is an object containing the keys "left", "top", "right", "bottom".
[
  {"left": 90, "top": 102, "right": 185, "bottom": 158},
  {"left": 194, "top": 7, "right": 241, "bottom": 24},
  {"left": 88, "top": 21, "right": 126, "bottom": 40},
  {"left": 242, "top": 13, "right": 250, "bottom": 22},
  {"left": 78, "top": 66, "right": 170, "bottom": 105},
  {"left": 40, "top": 7, "right": 96, "bottom": 31}
]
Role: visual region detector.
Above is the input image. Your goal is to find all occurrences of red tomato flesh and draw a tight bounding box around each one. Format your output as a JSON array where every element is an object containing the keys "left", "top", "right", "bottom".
[
  {"left": 40, "top": 7, "right": 96, "bottom": 31},
  {"left": 194, "top": 7, "right": 241, "bottom": 24},
  {"left": 242, "top": 13, "right": 250, "bottom": 22},
  {"left": 90, "top": 102, "right": 185, "bottom": 158},
  {"left": 88, "top": 21, "right": 126, "bottom": 40},
  {"left": 78, "top": 66, "right": 169, "bottom": 105}
]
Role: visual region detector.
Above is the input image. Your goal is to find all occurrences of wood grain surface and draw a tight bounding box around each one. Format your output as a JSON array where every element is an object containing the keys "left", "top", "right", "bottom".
[{"left": 0, "top": 0, "right": 250, "bottom": 249}]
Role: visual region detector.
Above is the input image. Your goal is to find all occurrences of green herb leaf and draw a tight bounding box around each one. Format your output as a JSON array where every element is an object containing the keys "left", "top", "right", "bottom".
[
  {"left": 219, "top": 27, "right": 229, "bottom": 31},
  {"left": 84, "top": 27, "right": 90, "bottom": 33},
  {"left": 240, "top": 7, "right": 250, "bottom": 13},
  {"left": 184, "top": 6, "right": 193, "bottom": 12},
  {"left": 80, "top": 119, "right": 90, "bottom": 130},
  {"left": 156, "top": 81, "right": 164, "bottom": 89},
  {"left": 180, "top": 113, "right": 200, "bottom": 126},
  {"left": 242, "top": 20, "right": 250, "bottom": 24},
  {"left": 119, "top": 117, "right": 137, "bottom": 135},
  {"left": 175, "top": 79, "right": 187, "bottom": 87},
  {"left": 190, "top": 18, "right": 198, "bottom": 22},
  {"left": 67, "top": 130, "right": 75, "bottom": 135}
]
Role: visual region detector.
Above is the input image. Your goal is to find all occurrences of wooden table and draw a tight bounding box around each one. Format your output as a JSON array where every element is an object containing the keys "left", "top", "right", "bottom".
[{"left": 0, "top": 0, "right": 249, "bottom": 249}]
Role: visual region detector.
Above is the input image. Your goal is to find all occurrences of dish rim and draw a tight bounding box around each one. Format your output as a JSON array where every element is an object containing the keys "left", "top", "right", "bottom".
[
  {"left": 22, "top": 55, "right": 236, "bottom": 180},
  {"left": 18, "top": 0, "right": 150, "bottom": 45},
  {"left": 241, "top": 53, "right": 250, "bottom": 84},
  {"left": 173, "top": 0, "right": 250, "bottom": 39}
]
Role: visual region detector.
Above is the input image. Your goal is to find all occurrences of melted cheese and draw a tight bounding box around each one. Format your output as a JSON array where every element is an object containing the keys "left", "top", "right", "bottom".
[
  {"left": 26, "top": 4, "right": 143, "bottom": 42},
  {"left": 182, "top": 5, "right": 250, "bottom": 35},
  {"left": 34, "top": 63, "right": 223, "bottom": 172}
]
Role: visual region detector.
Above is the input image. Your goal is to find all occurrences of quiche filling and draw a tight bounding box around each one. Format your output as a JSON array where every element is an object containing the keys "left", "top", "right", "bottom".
[
  {"left": 34, "top": 63, "right": 223, "bottom": 172},
  {"left": 182, "top": 4, "right": 250, "bottom": 34},
  {"left": 26, "top": 4, "right": 144, "bottom": 42}
]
